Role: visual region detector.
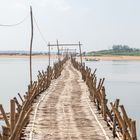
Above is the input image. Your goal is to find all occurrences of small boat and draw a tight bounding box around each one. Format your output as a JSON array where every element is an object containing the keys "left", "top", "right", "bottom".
[{"left": 85, "top": 58, "right": 100, "bottom": 61}]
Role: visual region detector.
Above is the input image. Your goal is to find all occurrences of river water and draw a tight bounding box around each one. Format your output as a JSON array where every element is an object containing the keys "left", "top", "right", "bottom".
[
  {"left": 0, "top": 58, "right": 139, "bottom": 138},
  {"left": 0, "top": 57, "right": 55, "bottom": 110},
  {"left": 85, "top": 60, "right": 140, "bottom": 138}
]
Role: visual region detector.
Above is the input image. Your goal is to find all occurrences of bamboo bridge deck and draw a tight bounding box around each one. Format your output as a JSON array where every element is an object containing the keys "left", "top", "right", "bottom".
[{"left": 22, "top": 61, "right": 116, "bottom": 140}]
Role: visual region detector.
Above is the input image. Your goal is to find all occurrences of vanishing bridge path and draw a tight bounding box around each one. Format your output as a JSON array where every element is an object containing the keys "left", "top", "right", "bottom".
[{"left": 23, "top": 61, "right": 117, "bottom": 140}]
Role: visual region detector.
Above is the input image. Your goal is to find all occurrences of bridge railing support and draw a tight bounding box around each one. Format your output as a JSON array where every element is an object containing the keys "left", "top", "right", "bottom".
[
  {"left": 71, "top": 57, "right": 137, "bottom": 140},
  {"left": 0, "top": 57, "right": 68, "bottom": 140}
]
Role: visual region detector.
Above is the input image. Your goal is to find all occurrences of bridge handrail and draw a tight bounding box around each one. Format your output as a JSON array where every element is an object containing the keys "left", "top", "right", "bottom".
[
  {"left": 0, "top": 56, "right": 68, "bottom": 140},
  {"left": 71, "top": 57, "right": 137, "bottom": 140}
]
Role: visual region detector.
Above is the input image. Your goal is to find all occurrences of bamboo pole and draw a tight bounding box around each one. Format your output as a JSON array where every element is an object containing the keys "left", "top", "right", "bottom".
[
  {"left": 10, "top": 108, "right": 32, "bottom": 140},
  {"left": 13, "top": 97, "right": 21, "bottom": 113},
  {"left": 112, "top": 99, "right": 120, "bottom": 138},
  {"left": 111, "top": 103, "right": 131, "bottom": 140},
  {"left": 57, "top": 40, "right": 60, "bottom": 61},
  {"left": 93, "top": 68, "right": 97, "bottom": 75},
  {"left": 101, "top": 86, "right": 107, "bottom": 120},
  {"left": 18, "top": 93, "right": 24, "bottom": 103},
  {"left": 79, "top": 41, "right": 82, "bottom": 64},
  {"left": 2, "top": 126, "right": 10, "bottom": 140},
  {"left": 0, "top": 133, "right": 2, "bottom": 140},
  {"left": 120, "top": 105, "right": 131, "bottom": 130},
  {"left": 29, "top": 6, "right": 34, "bottom": 87},
  {"left": 131, "top": 120, "right": 137, "bottom": 140},
  {"left": 99, "top": 78, "right": 105, "bottom": 90},
  {"left": 10, "top": 99, "right": 16, "bottom": 135},
  {"left": 48, "top": 42, "right": 51, "bottom": 67},
  {"left": 97, "top": 79, "right": 102, "bottom": 89}
]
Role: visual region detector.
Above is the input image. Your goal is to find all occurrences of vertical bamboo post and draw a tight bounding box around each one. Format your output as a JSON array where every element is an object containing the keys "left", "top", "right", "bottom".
[
  {"left": 75, "top": 49, "right": 76, "bottom": 57},
  {"left": 120, "top": 105, "right": 131, "bottom": 130},
  {"left": 101, "top": 86, "right": 107, "bottom": 120},
  {"left": 10, "top": 99, "right": 16, "bottom": 134},
  {"left": 57, "top": 40, "right": 60, "bottom": 61},
  {"left": 18, "top": 93, "right": 24, "bottom": 103},
  {"left": 67, "top": 48, "right": 69, "bottom": 58},
  {"left": 0, "top": 133, "right": 2, "bottom": 140},
  {"left": 113, "top": 99, "right": 119, "bottom": 138},
  {"left": 48, "top": 42, "right": 51, "bottom": 67},
  {"left": 99, "top": 78, "right": 105, "bottom": 90},
  {"left": 13, "top": 97, "right": 21, "bottom": 113},
  {"left": 97, "top": 79, "right": 102, "bottom": 89},
  {"left": 79, "top": 41, "right": 82, "bottom": 64},
  {"left": 66, "top": 48, "right": 68, "bottom": 58},
  {"left": 29, "top": 6, "right": 34, "bottom": 87},
  {"left": 123, "top": 125, "right": 127, "bottom": 140},
  {"left": 2, "top": 126, "right": 10, "bottom": 140},
  {"left": 111, "top": 103, "right": 130, "bottom": 140},
  {"left": 0, "top": 105, "right": 10, "bottom": 127},
  {"left": 131, "top": 120, "right": 137, "bottom": 140}
]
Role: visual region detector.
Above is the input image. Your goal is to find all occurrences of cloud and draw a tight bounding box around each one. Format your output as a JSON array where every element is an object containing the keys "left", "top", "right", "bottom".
[
  {"left": 0, "top": 0, "right": 29, "bottom": 21},
  {"left": 33, "top": 0, "right": 71, "bottom": 11}
]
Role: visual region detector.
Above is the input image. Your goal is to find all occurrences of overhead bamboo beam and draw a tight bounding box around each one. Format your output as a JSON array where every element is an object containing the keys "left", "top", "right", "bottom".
[
  {"left": 48, "top": 43, "right": 82, "bottom": 46},
  {"left": 49, "top": 41, "right": 83, "bottom": 64}
]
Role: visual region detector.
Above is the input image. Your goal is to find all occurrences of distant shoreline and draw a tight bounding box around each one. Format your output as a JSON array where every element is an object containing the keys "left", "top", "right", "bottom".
[
  {"left": 1, "top": 54, "right": 140, "bottom": 60},
  {"left": 84, "top": 55, "right": 140, "bottom": 60},
  {"left": 0, "top": 54, "right": 59, "bottom": 59}
]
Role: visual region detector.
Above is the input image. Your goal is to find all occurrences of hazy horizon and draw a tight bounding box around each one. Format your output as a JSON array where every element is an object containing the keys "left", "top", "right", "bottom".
[{"left": 0, "top": 0, "right": 140, "bottom": 52}]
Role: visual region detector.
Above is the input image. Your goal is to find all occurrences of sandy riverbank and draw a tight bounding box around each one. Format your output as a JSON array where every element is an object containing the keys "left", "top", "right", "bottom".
[
  {"left": 0, "top": 54, "right": 60, "bottom": 59},
  {"left": 1, "top": 54, "right": 140, "bottom": 60},
  {"left": 83, "top": 55, "right": 140, "bottom": 60}
]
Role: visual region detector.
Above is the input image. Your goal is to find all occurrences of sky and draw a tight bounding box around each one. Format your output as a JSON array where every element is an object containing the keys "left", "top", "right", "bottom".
[{"left": 0, "top": 0, "right": 140, "bottom": 52}]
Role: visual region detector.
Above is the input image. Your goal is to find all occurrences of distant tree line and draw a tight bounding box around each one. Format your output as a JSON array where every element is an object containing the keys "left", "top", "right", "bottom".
[{"left": 112, "top": 45, "right": 140, "bottom": 52}]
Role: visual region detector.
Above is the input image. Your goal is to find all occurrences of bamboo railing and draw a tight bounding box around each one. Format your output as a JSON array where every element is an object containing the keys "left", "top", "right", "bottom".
[
  {"left": 0, "top": 57, "right": 68, "bottom": 140},
  {"left": 71, "top": 57, "right": 137, "bottom": 140}
]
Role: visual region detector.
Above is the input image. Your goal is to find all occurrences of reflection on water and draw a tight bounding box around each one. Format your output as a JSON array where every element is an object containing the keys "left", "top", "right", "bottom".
[{"left": 85, "top": 60, "right": 140, "bottom": 138}]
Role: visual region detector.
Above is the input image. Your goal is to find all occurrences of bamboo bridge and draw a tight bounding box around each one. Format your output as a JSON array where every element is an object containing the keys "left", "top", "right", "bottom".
[{"left": 0, "top": 57, "right": 137, "bottom": 140}]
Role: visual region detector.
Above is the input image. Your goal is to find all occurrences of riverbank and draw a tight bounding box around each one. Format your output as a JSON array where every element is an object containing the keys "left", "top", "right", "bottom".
[
  {"left": 83, "top": 55, "right": 140, "bottom": 60},
  {"left": 0, "top": 54, "right": 59, "bottom": 59},
  {"left": 1, "top": 54, "right": 140, "bottom": 60}
]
